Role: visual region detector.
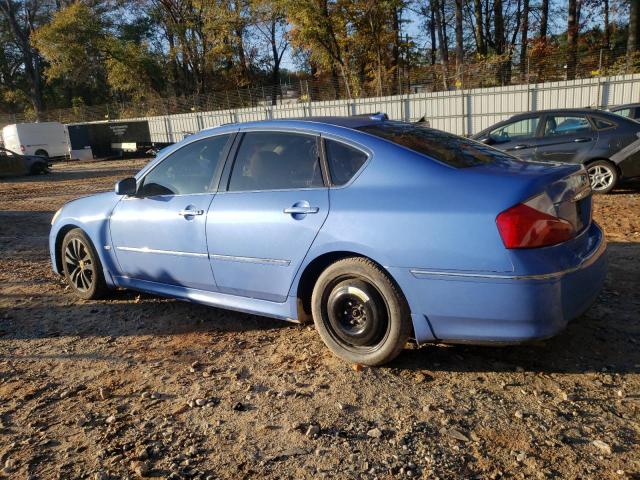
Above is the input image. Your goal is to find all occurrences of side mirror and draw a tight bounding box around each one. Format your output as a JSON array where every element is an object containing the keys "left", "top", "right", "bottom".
[{"left": 115, "top": 177, "right": 137, "bottom": 196}]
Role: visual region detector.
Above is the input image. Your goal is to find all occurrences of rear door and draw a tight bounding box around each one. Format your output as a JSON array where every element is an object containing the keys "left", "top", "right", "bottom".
[
  {"left": 206, "top": 130, "right": 329, "bottom": 303},
  {"left": 485, "top": 115, "right": 541, "bottom": 160},
  {"left": 534, "top": 114, "right": 597, "bottom": 163}
]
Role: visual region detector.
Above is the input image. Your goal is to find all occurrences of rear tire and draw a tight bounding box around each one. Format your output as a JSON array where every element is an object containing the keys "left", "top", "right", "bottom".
[
  {"left": 61, "top": 228, "right": 108, "bottom": 300},
  {"left": 311, "top": 257, "right": 411, "bottom": 366},
  {"left": 587, "top": 160, "right": 618, "bottom": 194},
  {"left": 34, "top": 149, "right": 49, "bottom": 158}
]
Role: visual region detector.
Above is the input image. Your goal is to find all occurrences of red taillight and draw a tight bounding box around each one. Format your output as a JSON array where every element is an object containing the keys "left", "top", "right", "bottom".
[
  {"left": 496, "top": 203, "right": 575, "bottom": 249},
  {"left": 20, "top": 145, "right": 25, "bottom": 152}
]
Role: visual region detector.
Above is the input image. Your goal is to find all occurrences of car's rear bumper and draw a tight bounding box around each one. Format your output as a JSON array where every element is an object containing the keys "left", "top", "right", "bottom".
[{"left": 390, "top": 223, "right": 607, "bottom": 345}]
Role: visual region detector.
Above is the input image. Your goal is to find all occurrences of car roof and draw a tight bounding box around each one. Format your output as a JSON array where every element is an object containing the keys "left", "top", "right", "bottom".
[
  {"left": 509, "top": 108, "right": 606, "bottom": 119},
  {"left": 201, "top": 115, "right": 387, "bottom": 136},
  {"left": 609, "top": 103, "right": 640, "bottom": 111}
]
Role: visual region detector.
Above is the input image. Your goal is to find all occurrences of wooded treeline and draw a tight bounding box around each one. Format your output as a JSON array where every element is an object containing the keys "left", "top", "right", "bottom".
[{"left": 0, "top": 0, "right": 638, "bottom": 120}]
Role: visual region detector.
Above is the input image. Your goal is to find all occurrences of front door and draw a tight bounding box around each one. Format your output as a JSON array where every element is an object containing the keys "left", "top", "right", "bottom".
[
  {"left": 207, "top": 130, "right": 329, "bottom": 303},
  {"left": 534, "top": 114, "right": 597, "bottom": 163},
  {"left": 109, "top": 134, "right": 232, "bottom": 291}
]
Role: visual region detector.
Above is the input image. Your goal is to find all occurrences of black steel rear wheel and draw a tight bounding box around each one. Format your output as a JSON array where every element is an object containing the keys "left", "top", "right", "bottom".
[
  {"left": 325, "top": 279, "right": 390, "bottom": 350},
  {"left": 311, "top": 257, "right": 411, "bottom": 366},
  {"left": 61, "top": 229, "right": 107, "bottom": 299}
]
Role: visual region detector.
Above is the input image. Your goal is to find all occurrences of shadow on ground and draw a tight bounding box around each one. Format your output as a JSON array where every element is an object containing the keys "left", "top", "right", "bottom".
[{"left": 1, "top": 242, "right": 638, "bottom": 376}]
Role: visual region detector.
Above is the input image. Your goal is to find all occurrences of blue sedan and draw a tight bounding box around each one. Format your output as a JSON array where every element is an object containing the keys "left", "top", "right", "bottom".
[{"left": 49, "top": 116, "right": 607, "bottom": 365}]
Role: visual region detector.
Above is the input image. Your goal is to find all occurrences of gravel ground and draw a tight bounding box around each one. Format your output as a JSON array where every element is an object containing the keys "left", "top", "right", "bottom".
[{"left": 1, "top": 159, "right": 639, "bottom": 480}]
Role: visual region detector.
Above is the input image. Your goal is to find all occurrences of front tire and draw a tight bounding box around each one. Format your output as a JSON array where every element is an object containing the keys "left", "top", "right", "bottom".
[
  {"left": 61, "top": 229, "right": 108, "bottom": 300},
  {"left": 311, "top": 257, "right": 411, "bottom": 366},
  {"left": 587, "top": 160, "right": 618, "bottom": 194},
  {"left": 29, "top": 162, "right": 47, "bottom": 175}
]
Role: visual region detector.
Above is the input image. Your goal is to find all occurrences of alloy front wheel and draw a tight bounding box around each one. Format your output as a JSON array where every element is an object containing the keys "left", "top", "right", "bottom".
[
  {"left": 61, "top": 229, "right": 107, "bottom": 299},
  {"left": 65, "top": 238, "right": 94, "bottom": 292}
]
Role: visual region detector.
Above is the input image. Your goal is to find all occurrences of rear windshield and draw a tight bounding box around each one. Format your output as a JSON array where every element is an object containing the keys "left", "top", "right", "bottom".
[{"left": 358, "top": 122, "right": 507, "bottom": 168}]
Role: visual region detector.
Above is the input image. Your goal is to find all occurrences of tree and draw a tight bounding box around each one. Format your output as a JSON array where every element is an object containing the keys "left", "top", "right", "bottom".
[
  {"left": 454, "top": 0, "right": 464, "bottom": 81},
  {"left": 433, "top": 0, "right": 449, "bottom": 89},
  {"left": 473, "top": 0, "right": 486, "bottom": 55},
  {"left": 251, "top": 0, "right": 288, "bottom": 105},
  {"left": 287, "top": 0, "right": 352, "bottom": 99},
  {"left": 628, "top": 0, "right": 640, "bottom": 55},
  {"left": 566, "top": 0, "right": 580, "bottom": 80},
  {"left": 32, "top": 2, "right": 163, "bottom": 105},
  {"left": 0, "top": 0, "right": 48, "bottom": 116},
  {"left": 494, "top": 0, "right": 506, "bottom": 84},
  {"left": 31, "top": 3, "right": 106, "bottom": 92},
  {"left": 520, "top": 0, "right": 529, "bottom": 78},
  {"left": 539, "top": 0, "right": 548, "bottom": 41}
]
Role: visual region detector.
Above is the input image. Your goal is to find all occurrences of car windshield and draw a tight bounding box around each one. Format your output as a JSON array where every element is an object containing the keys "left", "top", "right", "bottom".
[{"left": 357, "top": 122, "right": 508, "bottom": 168}]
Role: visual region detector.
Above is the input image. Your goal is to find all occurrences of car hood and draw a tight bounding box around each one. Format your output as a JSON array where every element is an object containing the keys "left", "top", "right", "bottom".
[{"left": 56, "top": 191, "right": 121, "bottom": 224}]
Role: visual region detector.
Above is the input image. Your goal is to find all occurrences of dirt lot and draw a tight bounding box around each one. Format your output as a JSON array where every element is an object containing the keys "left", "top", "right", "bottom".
[{"left": 1, "top": 159, "right": 639, "bottom": 480}]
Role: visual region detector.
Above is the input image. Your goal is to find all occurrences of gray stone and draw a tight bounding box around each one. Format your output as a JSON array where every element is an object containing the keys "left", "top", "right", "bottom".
[
  {"left": 592, "top": 440, "right": 612, "bottom": 454},
  {"left": 306, "top": 425, "right": 320, "bottom": 437}
]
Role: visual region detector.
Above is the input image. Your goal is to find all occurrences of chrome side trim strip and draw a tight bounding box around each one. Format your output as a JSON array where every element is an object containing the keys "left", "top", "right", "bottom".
[
  {"left": 410, "top": 237, "right": 607, "bottom": 281},
  {"left": 210, "top": 254, "right": 291, "bottom": 266},
  {"left": 116, "top": 246, "right": 208, "bottom": 258}
]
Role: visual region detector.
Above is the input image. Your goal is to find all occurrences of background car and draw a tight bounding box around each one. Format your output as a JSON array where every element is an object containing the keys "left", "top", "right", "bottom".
[
  {"left": 50, "top": 117, "right": 606, "bottom": 366},
  {"left": 609, "top": 102, "right": 640, "bottom": 120},
  {"left": 0, "top": 146, "right": 50, "bottom": 177},
  {"left": 472, "top": 108, "right": 640, "bottom": 193}
]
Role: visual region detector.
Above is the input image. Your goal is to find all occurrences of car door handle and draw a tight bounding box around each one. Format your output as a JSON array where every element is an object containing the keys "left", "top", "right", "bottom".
[
  {"left": 178, "top": 209, "right": 204, "bottom": 216},
  {"left": 512, "top": 144, "right": 530, "bottom": 150},
  {"left": 283, "top": 206, "right": 319, "bottom": 215},
  {"left": 573, "top": 137, "right": 592, "bottom": 143}
]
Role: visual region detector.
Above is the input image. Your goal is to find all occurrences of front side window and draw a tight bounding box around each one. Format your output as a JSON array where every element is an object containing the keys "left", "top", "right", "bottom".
[
  {"left": 325, "top": 139, "right": 368, "bottom": 186},
  {"left": 228, "top": 131, "right": 323, "bottom": 191},
  {"left": 359, "top": 122, "right": 512, "bottom": 168},
  {"left": 543, "top": 115, "right": 592, "bottom": 137},
  {"left": 489, "top": 117, "right": 539, "bottom": 143},
  {"left": 138, "top": 135, "right": 230, "bottom": 196}
]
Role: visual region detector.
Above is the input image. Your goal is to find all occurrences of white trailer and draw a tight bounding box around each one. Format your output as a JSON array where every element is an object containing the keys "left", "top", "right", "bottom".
[{"left": 1, "top": 122, "right": 70, "bottom": 159}]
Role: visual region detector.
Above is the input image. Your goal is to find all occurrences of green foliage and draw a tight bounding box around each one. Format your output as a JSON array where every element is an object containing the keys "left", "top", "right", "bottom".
[
  {"left": 31, "top": 2, "right": 164, "bottom": 105},
  {"left": 0, "top": 0, "right": 637, "bottom": 118},
  {"left": 31, "top": 3, "right": 105, "bottom": 87}
]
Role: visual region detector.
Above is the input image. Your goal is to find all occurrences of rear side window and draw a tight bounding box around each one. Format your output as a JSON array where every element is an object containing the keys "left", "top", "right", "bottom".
[
  {"left": 591, "top": 116, "right": 616, "bottom": 129},
  {"left": 138, "top": 134, "right": 231, "bottom": 196},
  {"left": 358, "top": 122, "right": 509, "bottom": 168},
  {"left": 228, "top": 131, "right": 323, "bottom": 191},
  {"left": 612, "top": 108, "right": 632, "bottom": 118},
  {"left": 543, "top": 115, "right": 592, "bottom": 136},
  {"left": 324, "top": 139, "right": 368, "bottom": 185}
]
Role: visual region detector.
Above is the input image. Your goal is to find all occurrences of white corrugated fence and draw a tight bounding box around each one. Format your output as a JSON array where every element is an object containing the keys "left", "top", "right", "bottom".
[{"left": 89, "top": 73, "right": 640, "bottom": 144}]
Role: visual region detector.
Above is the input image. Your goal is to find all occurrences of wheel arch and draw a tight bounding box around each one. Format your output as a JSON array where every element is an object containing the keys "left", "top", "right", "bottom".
[
  {"left": 295, "top": 250, "right": 411, "bottom": 331},
  {"left": 53, "top": 223, "right": 82, "bottom": 274},
  {"left": 584, "top": 157, "right": 621, "bottom": 175}
]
